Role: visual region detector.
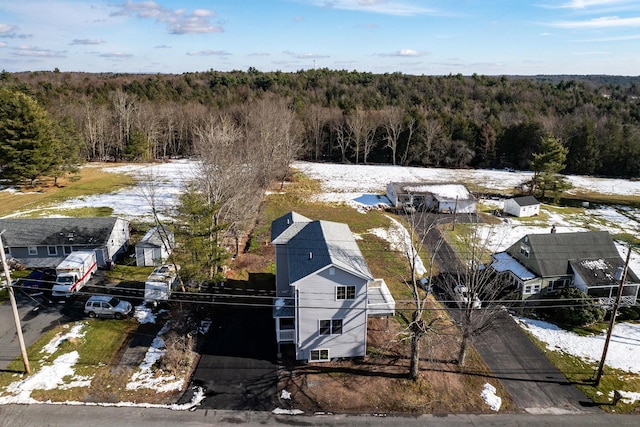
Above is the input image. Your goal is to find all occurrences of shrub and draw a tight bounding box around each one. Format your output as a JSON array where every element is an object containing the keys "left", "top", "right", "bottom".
[{"left": 540, "top": 287, "right": 605, "bottom": 327}]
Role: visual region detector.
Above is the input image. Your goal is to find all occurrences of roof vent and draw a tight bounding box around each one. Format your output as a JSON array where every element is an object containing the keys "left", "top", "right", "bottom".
[{"left": 309, "top": 252, "right": 313, "bottom": 260}]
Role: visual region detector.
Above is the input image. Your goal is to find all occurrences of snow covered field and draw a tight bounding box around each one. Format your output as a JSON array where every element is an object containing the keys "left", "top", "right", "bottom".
[{"left": 2, "top": 159, "right": 640, "bottom": 408}]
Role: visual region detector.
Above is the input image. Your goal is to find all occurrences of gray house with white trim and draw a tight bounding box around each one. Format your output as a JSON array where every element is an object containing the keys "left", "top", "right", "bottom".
[
  {"left": 490, "top": 231, "right": 639, "bottom": 306},
  {"left": 271, "top": 212, "right": 395, "bottom": 362},
  {"left": 0, "top": 217, "right": 130, "bottom": 269}
]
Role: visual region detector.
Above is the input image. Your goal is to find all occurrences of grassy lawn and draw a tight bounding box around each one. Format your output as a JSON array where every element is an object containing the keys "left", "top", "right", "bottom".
[
  {"left": 523, "top": 328, "right": 640, "bottom": 413},
  {"left": 0, "top": 163, "right": 134, "bottom": 218},
  {"left": 0, "top": 319, "right": 138, "bottom": 402}
]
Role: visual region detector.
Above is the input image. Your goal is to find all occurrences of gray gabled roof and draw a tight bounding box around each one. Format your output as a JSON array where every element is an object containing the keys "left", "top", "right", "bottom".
[
  {"left": 511, "top": 196, "right": 539, "bottom": 207},
  {"left": 0, "top": 217, "right": 123, "bottom": 247},
  {"left": 137, "top": 225, "right": 174, "bottom": 249},
  {"left": 506, "top": 231, "right": 631, "bottom": 278},
  {"left": 271, "top": 211, "right": 311, "bottom": 242},
  {"left": 271, "top": 212, "right": 373, "bottom": 285}
]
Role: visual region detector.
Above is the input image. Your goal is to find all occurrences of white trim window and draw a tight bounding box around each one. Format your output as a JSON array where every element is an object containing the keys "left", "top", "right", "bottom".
[
  {"left": 319, "top": 319, "right": 343, "bottom": 335},
  {"left": 63, "top": 246, "right": 73, "bottom": 255},
  {"left": 336, "top": 285, "right": 356, "bottom": 300},
  {"left": 523, "top": 284, "right": 541, "bottom": 295},
  {"left": 47, "top": 246, "right": 58, "bottom": 256},
  {"left": 28, "top": 246, "right": 38, "bottom": 255},
  {"left": 310, "top": 349, "right": 329, "bottom": 362}
]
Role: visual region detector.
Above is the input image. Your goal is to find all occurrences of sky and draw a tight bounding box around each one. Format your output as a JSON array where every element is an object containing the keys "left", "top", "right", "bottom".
[{"left": 0, "top": 0, "right": 639, "bottom": 75}]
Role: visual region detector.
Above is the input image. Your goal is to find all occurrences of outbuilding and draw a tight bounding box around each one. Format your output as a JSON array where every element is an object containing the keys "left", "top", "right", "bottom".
[
  {"left": 135, "top": 225, "right": 174, "bottom": 267},
  {"left": 503, "top": 196, "right": 540, "bottom": 217},
  {"left": 386, "top": 182, "right": 477, "bottom": 214}
]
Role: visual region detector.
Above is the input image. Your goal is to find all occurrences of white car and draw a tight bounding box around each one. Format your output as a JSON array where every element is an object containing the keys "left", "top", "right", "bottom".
[{"left": 453, "top": 286, "right": 481, "bottom": 309}]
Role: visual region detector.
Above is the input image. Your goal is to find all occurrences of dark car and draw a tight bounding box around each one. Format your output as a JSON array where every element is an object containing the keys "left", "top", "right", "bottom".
[{"left": 21, "top": 269, "right": 56, "bottom": 293}]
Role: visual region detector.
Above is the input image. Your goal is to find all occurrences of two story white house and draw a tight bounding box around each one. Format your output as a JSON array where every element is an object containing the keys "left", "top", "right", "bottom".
[{"left": 271, "top": 212, "right": 395, "bottom": 362}]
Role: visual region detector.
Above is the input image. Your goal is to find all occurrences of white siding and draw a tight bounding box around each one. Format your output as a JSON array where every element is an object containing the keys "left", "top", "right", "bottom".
[{"left": 295, "top": 267, "right": 368, "bottom": 361}]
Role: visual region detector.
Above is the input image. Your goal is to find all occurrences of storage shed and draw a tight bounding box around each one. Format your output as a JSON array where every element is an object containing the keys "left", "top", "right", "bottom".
[
  {"left": 504, "top": 196, "right": 540, "bottom": 217},
  {"left": 135, "top": 226, "right": 174, "bottom": 267}
]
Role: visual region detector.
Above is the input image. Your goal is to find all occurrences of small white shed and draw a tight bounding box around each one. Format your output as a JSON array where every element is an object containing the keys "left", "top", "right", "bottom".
[
  {"left": 504, "top": 196, "right": 540, "bottom": 217},
  {"left": 135, "top": 226, "right": 175, "bottom": 267}
]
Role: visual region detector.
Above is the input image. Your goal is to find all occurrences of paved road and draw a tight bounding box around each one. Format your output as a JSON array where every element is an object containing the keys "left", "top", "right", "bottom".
[{"left": 1, "top": 404, "right": 637, "bottom": 427}]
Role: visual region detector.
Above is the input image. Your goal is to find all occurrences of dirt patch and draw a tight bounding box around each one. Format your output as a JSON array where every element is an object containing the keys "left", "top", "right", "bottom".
[{"left": 278, "top": 316, "right": 514, "bottom": 415}]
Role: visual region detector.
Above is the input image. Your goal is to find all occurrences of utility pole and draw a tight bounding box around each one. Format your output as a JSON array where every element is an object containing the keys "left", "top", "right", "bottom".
[
  {"left": 0, "top": 231, "right": 31, "bottom": 374},
  {"left": 594, "top": 246, "right": 631, "bottom": 386}
]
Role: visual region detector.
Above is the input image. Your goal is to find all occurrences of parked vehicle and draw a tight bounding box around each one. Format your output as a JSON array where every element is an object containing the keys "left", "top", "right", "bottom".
[
  {"left": 453, "top": 285, "right": 482, "bottom": 309},
  {"left": 144, "top": 264, "right": 179, "bottom": 304},
  {"left": 84, "top": 295, "right": 132, "bottom": 319},
  {"left": 21, "top": 269, "right": 56, "bottom": 292},
  {"left": 52, "top": 251, "right": 98, "bottom": 297}
]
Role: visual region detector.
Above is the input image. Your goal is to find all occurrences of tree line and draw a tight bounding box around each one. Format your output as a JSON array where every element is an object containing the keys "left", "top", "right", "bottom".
[{"left": 1, "top": 69, "right": 640, "bottom": 184}]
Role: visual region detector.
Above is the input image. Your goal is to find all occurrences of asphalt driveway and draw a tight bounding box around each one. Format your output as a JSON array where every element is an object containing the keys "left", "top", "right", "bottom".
[
  {"left": 472, "top": 311, "right": 599, "bottom": 413},
  {"left": 185, "top": 303, "right": 279, "bottom": 411},
  {"left": 417, "top": 218, "right": 600, "bottom": 413}
]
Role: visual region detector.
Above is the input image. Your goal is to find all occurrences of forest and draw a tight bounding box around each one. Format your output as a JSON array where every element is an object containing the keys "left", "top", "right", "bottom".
[{"left": 1, "top": 68, "right": 640, "bottom": 183}]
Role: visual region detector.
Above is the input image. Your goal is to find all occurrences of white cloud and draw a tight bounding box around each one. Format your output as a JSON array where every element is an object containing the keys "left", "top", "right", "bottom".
[
  {"left": 99, "top": 51, "right": 133, "bottom": 58},
  {"left": 548, "top": 15, "right": 640, "bottom": 28},
  {"left": 111, "top": 1, "right": 223, "bottom": 34},
  {"left": 379, "top": 49, "right": 425, "bottom": 57},
  {"left": 13, "top": 45, "right": 65, "bottom": 57},
  {"left": 69, "top": 38, "right": 105, "bottom": 45},
  {"left": 552, "top": 0, "right": 631, "bottom": 9},
  {"left": 186, "top": 49, "right": 231, "bottom": 56},
  {"left": 312, "top": 0, "right": 433, "bottom": 16}
]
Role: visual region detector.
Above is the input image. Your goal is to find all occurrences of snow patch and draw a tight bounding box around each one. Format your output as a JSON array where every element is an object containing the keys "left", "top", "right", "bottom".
[{"left": 481, "top": 383, "right": 502, "bottom": 411}]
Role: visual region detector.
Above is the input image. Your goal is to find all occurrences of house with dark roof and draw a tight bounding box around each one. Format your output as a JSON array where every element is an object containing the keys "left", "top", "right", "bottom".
[
  {"left": 135, "top": 225, "right": 174, "bottom": 267},
  {"left": 271, "top": 212, "right": 395, "bottom": 362},
  {"left": 489, "top": 230, "right": 639, "bottom": 306},
  {"left": 0, "top": 217, "right": 130, "bottom": 269},
  {"left": 386, "top": 182, "right": 477, "bottom": 213},
  {"left": 503, "top": 196, "right": 540, "bottom": 217}
]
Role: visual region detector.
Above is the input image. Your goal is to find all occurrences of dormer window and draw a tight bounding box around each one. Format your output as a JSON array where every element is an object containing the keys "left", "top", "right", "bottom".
[{"left": 520, "top": 245, "right": 530, "bottom": 258}]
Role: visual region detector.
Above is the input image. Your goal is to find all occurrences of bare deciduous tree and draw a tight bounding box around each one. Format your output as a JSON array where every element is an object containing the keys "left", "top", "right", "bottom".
[
  {"left": 435, "top": 220, "right": 509, "bottom": 365},
  {"left": 346, "top": 107, "right": 375, "bottom": 164},
  {"left": 304, "top": 104, "right": 331, "bottom": 161},
  {"left": 382, "top": 106, "right": 404, "bottom": 166}
]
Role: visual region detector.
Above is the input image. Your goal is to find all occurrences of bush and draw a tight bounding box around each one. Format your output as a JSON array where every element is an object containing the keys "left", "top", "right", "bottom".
[
  {"left": 540, "top": 287, "right": 605, "bottom": 327},
  {"left": 618, "top": 306, "right": 640, "bottom": 321}
]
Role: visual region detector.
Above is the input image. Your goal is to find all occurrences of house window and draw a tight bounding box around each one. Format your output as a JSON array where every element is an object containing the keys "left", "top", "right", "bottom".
[
  {"left": 310, "top": 349, "right": 329, "bottom": 362},
  {"left": 520, "top": 245, "right": 530, "bottom": 258},
  {"left": 547, "top": 279, "right": 569, "bottom": 292},
  {"left": 47, "top": 246, "right": 58, "bottom": 256},
  {"left": 336, "top": 285, "right": 356, "bottom": 300},
  {"left": 319, "top": 319, "right": 343, "bottom": 335},
  {"left": 28, "top": 246, "right": 38, "bottom": 255},
  {"left": 524, "top": 284, "right": 541, "bottom": 294},
  {"left": 63, "top": 246, "right": 73, "bottom": 255}
]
